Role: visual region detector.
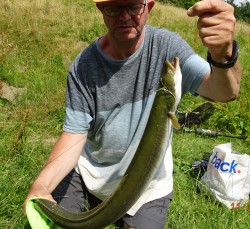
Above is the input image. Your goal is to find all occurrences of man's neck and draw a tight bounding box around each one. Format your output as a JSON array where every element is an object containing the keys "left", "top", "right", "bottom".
[{"left": 98, "top": 30, "right": 145, "bottom": 60}]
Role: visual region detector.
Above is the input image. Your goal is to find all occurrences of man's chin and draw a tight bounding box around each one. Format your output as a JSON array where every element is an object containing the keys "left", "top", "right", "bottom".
[{"left": 114, "top": 31, "right": 141, "bottom": 43}]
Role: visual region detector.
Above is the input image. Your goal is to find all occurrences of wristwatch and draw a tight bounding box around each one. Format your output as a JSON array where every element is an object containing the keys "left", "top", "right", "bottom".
[{"left": 207, "top": 40, "right": 239, "bottom": 69}]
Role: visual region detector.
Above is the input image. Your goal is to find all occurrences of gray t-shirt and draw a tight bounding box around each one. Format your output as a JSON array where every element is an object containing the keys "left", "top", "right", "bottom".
[{"left": 63, "top": 25, "right": 210, "bottom": 215}]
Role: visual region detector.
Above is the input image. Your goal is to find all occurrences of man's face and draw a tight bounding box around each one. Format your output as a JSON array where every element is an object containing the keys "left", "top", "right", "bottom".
[{"left": 98, "top": 0, "right": 154, "bottom": 43}]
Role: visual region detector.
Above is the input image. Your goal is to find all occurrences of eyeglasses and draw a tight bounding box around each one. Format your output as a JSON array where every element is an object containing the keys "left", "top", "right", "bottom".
[{"left": 102, "top": 2, "right": 147, "bottom": 17}]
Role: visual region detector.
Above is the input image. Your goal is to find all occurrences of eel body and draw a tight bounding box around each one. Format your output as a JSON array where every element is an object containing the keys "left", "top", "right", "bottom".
[{"left": 33, "top": 58, "right": 180, "bottom": 229}]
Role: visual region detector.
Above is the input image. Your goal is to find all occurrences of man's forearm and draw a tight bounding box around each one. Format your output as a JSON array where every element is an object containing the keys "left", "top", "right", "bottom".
[
  {"left": 33, "top": 132, "right": 87, "bottom": 193},
  {"left": 197, "top": 60, "right": 242, "bottom": 102}
]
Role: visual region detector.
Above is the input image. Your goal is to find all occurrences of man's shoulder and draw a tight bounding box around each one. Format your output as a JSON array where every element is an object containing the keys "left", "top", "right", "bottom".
[
  {"left": 71, "top": 41, "right": 99, "bottom": 66},
  {"left": 79, "top": 41, "right": 98, "bottom": 59}
]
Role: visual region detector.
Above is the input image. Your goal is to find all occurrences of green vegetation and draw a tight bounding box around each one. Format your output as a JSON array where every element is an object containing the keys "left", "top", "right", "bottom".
[
  {"left": 0, "top": 0, "right": 249, "bottom": 228},
  {"left": 159, "top": 0, "right": 250, "bottom": 23}
]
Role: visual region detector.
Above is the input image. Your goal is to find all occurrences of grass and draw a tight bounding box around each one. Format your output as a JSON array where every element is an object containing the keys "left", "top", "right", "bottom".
[{"left": 0, "top": 0, "right": 249, "bottom": 228}]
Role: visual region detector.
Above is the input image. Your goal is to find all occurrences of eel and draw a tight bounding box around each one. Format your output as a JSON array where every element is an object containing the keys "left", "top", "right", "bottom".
[{"left": 32, "top": 57, "right": 180, "bottom": 229}]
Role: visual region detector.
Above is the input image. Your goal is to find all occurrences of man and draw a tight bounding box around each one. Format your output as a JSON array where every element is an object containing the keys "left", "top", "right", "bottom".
[{"left": 24, "top": 0, "right": 242, "bottom": 228}]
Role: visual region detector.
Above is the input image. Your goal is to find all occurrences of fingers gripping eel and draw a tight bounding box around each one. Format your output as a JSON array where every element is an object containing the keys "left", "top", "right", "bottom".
[{"left": 33, "top": 58, "right": 181, "bottom": 229}]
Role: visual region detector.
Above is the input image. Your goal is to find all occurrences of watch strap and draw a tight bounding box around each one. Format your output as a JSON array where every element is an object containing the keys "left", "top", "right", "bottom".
[{"left": 207, "top": 40, "right": 239, "bottom": 69}]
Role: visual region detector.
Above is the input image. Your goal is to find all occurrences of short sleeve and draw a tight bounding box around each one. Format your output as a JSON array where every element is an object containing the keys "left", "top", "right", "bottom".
[{"left": 181, "top": 54, "right": 210, "bottom": 95}]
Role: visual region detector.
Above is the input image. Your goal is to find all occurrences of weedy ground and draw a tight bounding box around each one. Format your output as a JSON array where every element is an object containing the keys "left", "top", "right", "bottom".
[{"left": 0, "top": 0, "right": 249, "bottom": 228}]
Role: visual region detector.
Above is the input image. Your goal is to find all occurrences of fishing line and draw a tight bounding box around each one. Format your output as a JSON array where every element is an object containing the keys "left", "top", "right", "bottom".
[{"left": 43, "top": 134, "right": 87, "bottom": 168}]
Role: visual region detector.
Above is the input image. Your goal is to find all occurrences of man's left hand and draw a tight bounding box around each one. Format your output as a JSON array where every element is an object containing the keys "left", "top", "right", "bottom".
[{"left": 187, "top": 0, "right": 236, "bottom": 63}]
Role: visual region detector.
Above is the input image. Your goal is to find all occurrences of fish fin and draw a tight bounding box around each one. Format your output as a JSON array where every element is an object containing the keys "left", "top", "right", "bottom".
[{"left": 168, "top": 113, "right": 180, "bottom": 129}]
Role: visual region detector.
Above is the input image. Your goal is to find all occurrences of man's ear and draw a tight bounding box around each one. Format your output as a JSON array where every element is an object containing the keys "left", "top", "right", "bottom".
[{"left": 147, "top": 0, "right": 155, "bottom": 13}]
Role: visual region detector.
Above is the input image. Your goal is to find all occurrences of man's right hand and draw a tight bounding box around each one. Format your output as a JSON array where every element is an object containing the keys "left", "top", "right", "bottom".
[
  {"left": 23, "top": 182, "right": 56, "bottom": 216},
  {"left": 23, "top": 132, "right": 87, "bottom": 216}
]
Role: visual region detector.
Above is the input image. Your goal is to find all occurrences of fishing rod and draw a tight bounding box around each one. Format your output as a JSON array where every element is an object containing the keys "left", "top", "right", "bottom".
[{"left": 179, "top": 128, "right": 247, "bottom": 140}]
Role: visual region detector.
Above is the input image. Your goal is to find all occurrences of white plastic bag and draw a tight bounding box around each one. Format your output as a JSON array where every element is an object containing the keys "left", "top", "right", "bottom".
[{"left": 199, "top": 143, "right": 250, "bottom": 208}]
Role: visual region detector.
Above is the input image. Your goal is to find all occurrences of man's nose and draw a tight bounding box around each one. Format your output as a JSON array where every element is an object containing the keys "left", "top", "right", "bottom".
[{"left": 119, "top": 7, "right": 132, "bottom": 19}]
